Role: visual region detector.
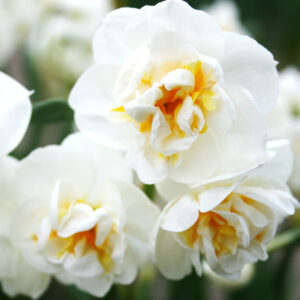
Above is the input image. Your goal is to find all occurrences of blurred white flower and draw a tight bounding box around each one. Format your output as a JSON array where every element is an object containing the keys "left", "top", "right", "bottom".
[
  {"left": 0, "top": 0, "right": 44, "bottom": 65},
  {"left": 10, "top": 133, "right": 160, "bottom": 297},
  {"left": 154, "top": 140, "right": 298, "bottom": 280},
  {"left": 26, "top": 0, "right": 114, "bottom": 97},
  {"left": 268, "top": 68, "right": 300, "bottom": 193},
  {"left": 70, "top": 0, "right": 278, "bottom": 185},
  {"left": 0, "top": 0, "right": 113, "bottom": 73},
  {"left": 205, "top": 1, "right": 249, "bottom": 34},
  {"left": 0, "top": 4, "right": 16, "bottom": 66}
]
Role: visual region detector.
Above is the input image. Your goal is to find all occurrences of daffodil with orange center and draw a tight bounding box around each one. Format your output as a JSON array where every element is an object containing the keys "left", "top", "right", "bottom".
[
  {"left": 154, "top": 141, "right": 298, "bottom": 280},
  {"left": 9, "top": 133, "right": 160, "bottom": 297},
  {"left": 70, "top": 0, "right": 278, "bottom": 184}
]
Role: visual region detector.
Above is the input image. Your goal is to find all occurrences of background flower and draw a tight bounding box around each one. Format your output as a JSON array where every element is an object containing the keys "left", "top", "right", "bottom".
[
  {"left": 26, "top": 0, "right": 114, "bottom": 98},
  {"left": 205, "top": 1, "right": 249, "bottom": 34},
  {"left": 268, "top": 68, "right": 300, "bottom": 194}
]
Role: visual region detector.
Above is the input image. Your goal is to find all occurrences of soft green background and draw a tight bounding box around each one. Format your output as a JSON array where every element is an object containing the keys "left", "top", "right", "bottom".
[{"left": 1, "top": 0, "right": 300, "bottom": 299}]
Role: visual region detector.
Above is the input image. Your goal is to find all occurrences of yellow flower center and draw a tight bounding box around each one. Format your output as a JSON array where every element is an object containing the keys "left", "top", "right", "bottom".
[
  {"left": 181, "top": 211, "right": 238, "bottom": 257},
  {"left": 112, "top": 60, "right": 218, "bottom": 137},
  {"left": 50, "top": 226, "right": 116, "bottom": 273},
  {"left": 180, "top": 193, "right": 269, "bottom": 258}
]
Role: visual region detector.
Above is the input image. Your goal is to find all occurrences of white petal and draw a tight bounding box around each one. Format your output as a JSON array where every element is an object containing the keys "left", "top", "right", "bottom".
[
  {"left": 156, "top": 178, "right": 190, "bottom": 201},
  {"left": 10, "top": 199, "right": 46, "bottom": 247},
  {"left": 62, "top": 133, "right": 133, "bottom": 183},
  {"left": 126, "top": 0, "right": 224, "bottom": 59},
  {"left": 241, "top": 187, "right": 295, "bottom": 216},
  {"left": 43, "top": 235, "right": 73, "bottom": 264},
  {"left": 113, "top": 45, "right": 150, "bottom": 103},
  {"left": 36, "top": 218, "right": 52, "bottom": 250},
  {"left": 14, "top": 146, "right": 93, "bottom": 206},
  {"left": 124, "top": 101, "right": 156, "bottom": 123},
  {"left": 74, "top": 113, "right": 135, "bottom": 151},
  {"left": 111, "top": 180, "right": 160, "bottom": 263},
  {"left": 95, "top": 209, "right": 113, "bottom": 246},
  {"left": 2, "top": 257, "right": 50, "bottom": 299},
  {"left": 198, "top": 179, "right": 242, "bottom": 213},
  {"left": 155, "top": 228, "right": 192, "bottom": 280},
  {"left": 125, "top": 144, "right": 167, "bottom": 184},
  {"left": 150, "top": 110, "right": 172, "bottom": 152},
  {"left": 76, "top": 275, "right": 113, "bottom": 298},
  {"left": 0, "top": 238, "right": 17, "bottom": 278},
  {"left": 69, "top": 64, "right": 120, "bottom": 114},
  {"left": 161, "top": 196, "right": 200, "bottom": 232},
  {"left": 161, "top": 69, "right": 195, "bottom": 92},
  {"left": 89, "top": 181, "right": 123, "bottom": 223},
  {"left": 0, "top": 158, "right": 18, "bottom": 237},
  {"left": 114, "top": 247, "right": 138, "bottom": 285},
  {"left": 176, "top": 96, "right": 195, "bottom": 134},
  {"left": 49, "top": 179, "right": 75, "bottom": 230},
  {"left": 93, "top": 7, "right": 139, "bottom": 65},
  {"left": 0, "top": 72, "right": 32, "bottom": 155},
  {"left": 136, "top": 84, "right": 163, "bottom": 105},
  {"left": 64, "top": 252, "right": 104, "bottom": 278},
  {"left": 58, "top": 203, "right": 98, "bottom": 238},
  {"left": 255, "top": 140, "right": 293, "bottom": 183},
  {"left": 221, "top": 32, "right": 278, "bottom": 116},
  {"left": 216, "top": 85, "right": 267, "bottom": 174},
  {"left": 169, "top": 132, "right": 218, "bottom": 184},
  {"left": 232, "top": 196, "right": 269, "bottom": 228},
  {"left": 22, "top": 244, "right": 60, "bottom": 274}
]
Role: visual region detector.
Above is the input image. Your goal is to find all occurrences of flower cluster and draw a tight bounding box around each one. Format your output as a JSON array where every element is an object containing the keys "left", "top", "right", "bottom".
[
  {"left": 0, "top": 0, "right": 298, "bottom": 298},
  {"left": 0, "top": 0, "right": 113, "bottom": 97}
]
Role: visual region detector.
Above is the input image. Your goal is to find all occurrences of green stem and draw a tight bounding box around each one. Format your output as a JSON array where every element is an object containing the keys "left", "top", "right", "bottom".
[
  {"left": 267, "top": 227, "right": 300, "bottom": 253},
  {"left": 31, "top": 99, "right": 73, "bottom": 124}
]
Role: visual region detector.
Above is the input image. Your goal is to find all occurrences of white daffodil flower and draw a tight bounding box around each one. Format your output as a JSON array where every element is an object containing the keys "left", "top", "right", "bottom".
[
  {"left": 70, "top": 0, "right": 278, "bottom": 185},
  {"left": 27, "top": 0, "right": 114, "bottom": 97},
  {"left": 268, "top": 67, "right": 300, "bottom": 193},
  {"left": 205, "top": 1, "right": 249, "bottom": 34},
  {"left": 153, "top": 140, "right": 298, "bottom": 280},
  {"left": 9, "top": 133, "right": 160, "bottom": 297}
]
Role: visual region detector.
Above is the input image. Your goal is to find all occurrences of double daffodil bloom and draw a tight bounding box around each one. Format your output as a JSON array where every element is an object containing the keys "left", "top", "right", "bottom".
[
  {"left": 154, "top": 141, "right": 298, "bottom": 279},
  {"left": 70, "top": 0, "right": 278, "bottom": 184},
  {"left": 9, "top": 134, "right": 159, "bottom": 297}
]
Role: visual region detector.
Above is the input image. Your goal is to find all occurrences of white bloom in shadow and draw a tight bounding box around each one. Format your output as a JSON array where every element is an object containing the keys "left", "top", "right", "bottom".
[{"left": 153, "top": 140, "right": 298, "bottom": 280}]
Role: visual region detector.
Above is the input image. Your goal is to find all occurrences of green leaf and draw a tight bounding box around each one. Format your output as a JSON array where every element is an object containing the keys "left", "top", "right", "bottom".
[
  {"left": 31, "top": 99, "right": 74, "bottom": 124},
  {"left": 143, "top": 184, "right": 155, "bottom": 200}
]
